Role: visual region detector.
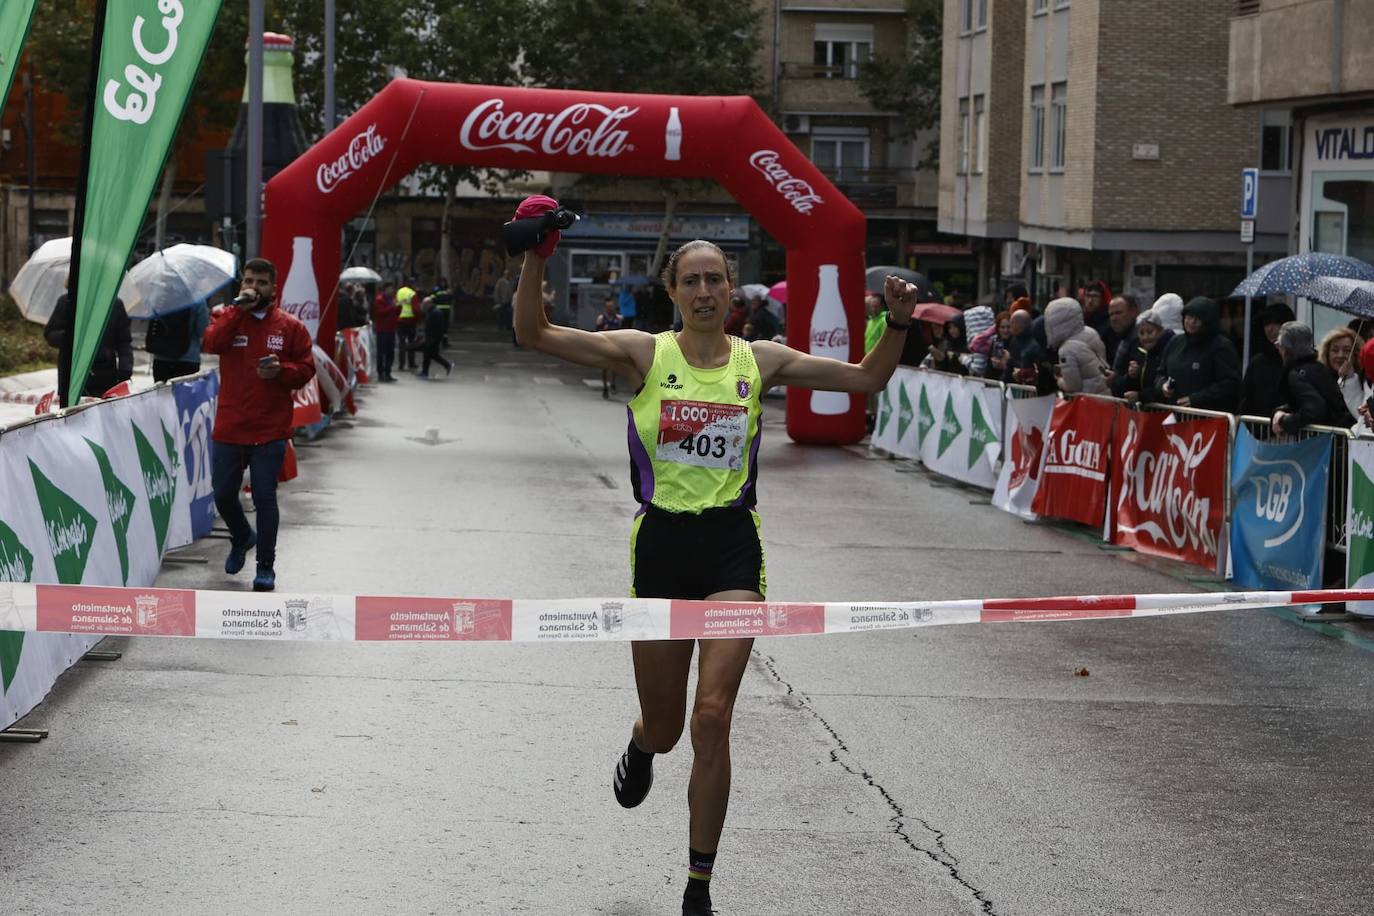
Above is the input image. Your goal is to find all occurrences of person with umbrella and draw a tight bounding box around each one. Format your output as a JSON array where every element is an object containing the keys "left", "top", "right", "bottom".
[
  {"left": 43, "top": 285, "right": 133, "bottom": 402},
  {"left": 146, "top": 298, "right": 210, "bottom": 383},
  {"left": 1239, "top": 302, "right": 1295, "bottom": 416}
]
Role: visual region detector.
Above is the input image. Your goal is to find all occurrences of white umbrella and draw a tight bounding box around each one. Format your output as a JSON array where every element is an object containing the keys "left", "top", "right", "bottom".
[
  {"left": 118, "top": 243, "right": 238, "bottom": 319},
  {"left": 8, "top": 236, "right": 72, "bottom": 324},
  {"left": 737, "top": 283, "right": 769, "bottom": 300},
  {"left": 340, "top": 265, "right": 382, "bottom": 283}
]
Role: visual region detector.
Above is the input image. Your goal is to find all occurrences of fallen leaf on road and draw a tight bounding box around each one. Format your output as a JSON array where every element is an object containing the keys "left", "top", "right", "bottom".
[{"left": 1074, "top": 667, "right": 1090, "bottom": 677}]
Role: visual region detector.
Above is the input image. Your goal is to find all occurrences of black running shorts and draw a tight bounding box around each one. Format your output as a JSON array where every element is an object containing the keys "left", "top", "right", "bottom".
[{"left": 630, "top": 504, "right": 766, "bottom": 600}]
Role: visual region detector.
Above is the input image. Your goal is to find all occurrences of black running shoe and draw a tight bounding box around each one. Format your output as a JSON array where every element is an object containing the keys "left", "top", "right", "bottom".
[
  {"left": 612, "top": 740, "right": 654, "bottom": 808},
  {"left": 682, "top": 893, "right": 715, "bottom": 916}
]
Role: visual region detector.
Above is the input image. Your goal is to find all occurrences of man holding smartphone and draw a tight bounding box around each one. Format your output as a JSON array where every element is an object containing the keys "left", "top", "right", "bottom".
[{"left": 202, "top": 258, "right": 316, "bottom": 592}]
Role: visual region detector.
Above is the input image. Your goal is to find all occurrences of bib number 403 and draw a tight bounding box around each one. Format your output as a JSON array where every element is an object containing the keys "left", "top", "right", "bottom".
[{"left": 680, "top": 434, "right": 728, "bottom": 460}]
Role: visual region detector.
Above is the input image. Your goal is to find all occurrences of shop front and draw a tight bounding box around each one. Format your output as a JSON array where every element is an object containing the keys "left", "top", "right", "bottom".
[{"left": 1300, "top": 113, "right": 1374, "bottom": 338}]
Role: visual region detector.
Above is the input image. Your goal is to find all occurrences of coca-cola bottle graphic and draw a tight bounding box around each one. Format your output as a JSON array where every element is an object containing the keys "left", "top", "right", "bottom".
[
  {"left": 809, "top": 264, "right": 851, "bottom": 415},
  {"left": 665, "top": 107, "right": 682, "bottom": 161},
  {"left": 280, "top": 237, "right": 321, "bottom": 339}
]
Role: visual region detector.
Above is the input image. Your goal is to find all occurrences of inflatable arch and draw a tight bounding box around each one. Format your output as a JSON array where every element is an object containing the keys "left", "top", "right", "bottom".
[{"left": 262, "top": 79, "right": 867, "bottom": 444}]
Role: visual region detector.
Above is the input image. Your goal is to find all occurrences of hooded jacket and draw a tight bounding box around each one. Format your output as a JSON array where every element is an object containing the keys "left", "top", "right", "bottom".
[
  {"left": 1240, "top": 303, "right": 1296, "bottom": 416},
  {"left": 1277, "top": 353, "right": 1355, "bottom": 434},
  {"left": 958, "top": 306, "right": 996, "bottom": 376},
  {"left": 1151, "top": 294, "right": 1185, "bottom": 332},
  {"left": 1115, "top": 323, "right": 1174, "bottom": 401},
  {"left": 1157, "top": 297, "right": 1241, "bottom": 411},
  {"left": 923, "top": 315, "right": 967, "bottom": 375},
  {"left": 1044, "top": 298, "right": 1109, "bottom": 395}
]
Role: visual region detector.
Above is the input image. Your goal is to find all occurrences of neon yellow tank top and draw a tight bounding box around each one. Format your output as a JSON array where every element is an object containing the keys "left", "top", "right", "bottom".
[{"left": 627, "top": 332, "right": 764, "bottom": 513}]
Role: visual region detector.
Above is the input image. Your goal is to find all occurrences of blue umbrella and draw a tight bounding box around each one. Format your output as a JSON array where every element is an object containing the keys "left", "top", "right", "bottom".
[
  {"left": 1292, "top": 276, "right": 1374, "bottom": 318},
  {"left": 1231, "top": 252, "right": 1374, "bottom": 298}
]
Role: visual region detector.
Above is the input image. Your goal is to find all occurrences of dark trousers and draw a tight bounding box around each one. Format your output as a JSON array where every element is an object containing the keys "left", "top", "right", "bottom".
[
  {"left": 375, "top": 330, "right": 396, "bottom": 378},
  {"left": 421, "top": 339, "right": 452, "bottom": 375},
  {"left": 152, "top": 359, "right": 201, "bottom": 383},
  {"left": 212, "top": 439, "right": 287, "bottom": 571},
  {"left": 397, "top": 324, "right": 417, "bottom": 369}
]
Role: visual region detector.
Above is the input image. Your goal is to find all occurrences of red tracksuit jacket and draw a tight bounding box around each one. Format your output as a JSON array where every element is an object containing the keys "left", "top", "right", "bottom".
[{"left": 202, "top": 304, "right": 316, "bottom": 445}]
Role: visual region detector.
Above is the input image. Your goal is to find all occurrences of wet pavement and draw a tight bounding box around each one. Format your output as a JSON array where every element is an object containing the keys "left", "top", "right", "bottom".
[{"left": 2, "top": 330, "right": 1372, "bottom": 916}]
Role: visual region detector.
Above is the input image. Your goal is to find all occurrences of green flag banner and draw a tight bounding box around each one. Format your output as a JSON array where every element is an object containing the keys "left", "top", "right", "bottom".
[
  {"left": 0, "top": 0, "right": 38, "bottom": 113},
  {"left": 68, "top": 0, "right": 222, "bottom": 406}
]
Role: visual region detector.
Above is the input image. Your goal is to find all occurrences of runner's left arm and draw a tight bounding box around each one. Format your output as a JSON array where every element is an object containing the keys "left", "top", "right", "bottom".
[{"left": 756, "top": 276, "right": 918, "bottom": 392}]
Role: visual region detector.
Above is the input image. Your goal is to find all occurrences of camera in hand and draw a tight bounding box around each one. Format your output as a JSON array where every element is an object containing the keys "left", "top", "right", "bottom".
[{"left": 502, "top": 207, "right": 579, "bottom": 256}]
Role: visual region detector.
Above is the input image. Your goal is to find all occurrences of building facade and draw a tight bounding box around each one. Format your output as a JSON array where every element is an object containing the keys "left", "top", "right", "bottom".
[
  {"left": 941, "top": 0, "right": 1284, "bottom": 307},
  {"left": 1229, "top": 0, "right": 1374, "bottom": 337}
]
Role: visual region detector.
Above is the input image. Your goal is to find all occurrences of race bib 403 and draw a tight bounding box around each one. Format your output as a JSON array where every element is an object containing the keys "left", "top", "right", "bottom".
[{"left": 656, "top": 400, "right": 748, "bottom": 471}]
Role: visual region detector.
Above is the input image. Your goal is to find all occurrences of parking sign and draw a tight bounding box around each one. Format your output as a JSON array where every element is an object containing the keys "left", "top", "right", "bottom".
[{"left": 1241, "top": 168, "right": 1259, "bottom": 220}]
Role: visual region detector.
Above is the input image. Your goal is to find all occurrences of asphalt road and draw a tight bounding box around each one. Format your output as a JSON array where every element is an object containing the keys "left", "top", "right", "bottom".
[{"left": 2, "top": 331, "right": 1372, "bottom": 916}]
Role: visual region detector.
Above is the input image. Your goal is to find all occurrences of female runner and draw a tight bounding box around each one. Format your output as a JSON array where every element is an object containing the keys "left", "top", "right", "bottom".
[{"left": 511, "top": 203, "right": 918, "bottom": 915}]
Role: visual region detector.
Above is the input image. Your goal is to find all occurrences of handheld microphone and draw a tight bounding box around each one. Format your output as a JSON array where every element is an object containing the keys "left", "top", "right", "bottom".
[{"left": 232, "top": 291, "right": 259, "bottom": 307}]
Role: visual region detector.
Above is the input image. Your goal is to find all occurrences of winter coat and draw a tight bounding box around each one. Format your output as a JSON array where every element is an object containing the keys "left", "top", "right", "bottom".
[
  {"left": 45, "top": 293, "right": 134, "bottom": 399},
  {"left": 1151, "top": 294, "right": 1185, "bottom": 332},
  {"left": 1157, "top": 297, "right": 1241, "bottom": 412},
  {"left": 372, "top": 294, "right": 400, "bottom": 333},
  {"left": 1005, "top": 328, "right": 1041, "bottom": 385},
  {"left": 1108, "top": 326, "right": 1141, "bottom": 397},
  {"left": 1085, "top": 308, "right": 1119, "bottom": 369},
  {"left": 202, "top": 304, "right": 316, "bottom": 445},
  {"left": 1045, "top": 298, "right": 1109, "bottom": 395},
  {"left": 958, "top": 306, "right": 996, "bottom": 376},
  {"left": 1240, "top": 345, "right": 1286, "bottom": 417},
  {"left": 1115, "top": 330, "right": 1174, "bottom": 401},
  {"left": 1277, "top": 354, "right": 1355, "bottom": 434}
]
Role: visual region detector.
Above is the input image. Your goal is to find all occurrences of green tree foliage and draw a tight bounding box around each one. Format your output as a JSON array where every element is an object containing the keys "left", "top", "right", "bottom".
[
  {"left": 858, "top": 0, "right": 941, "bottom": 158},
  {"left": 522, "top": 0, "right": 760, "bottom": 98}
]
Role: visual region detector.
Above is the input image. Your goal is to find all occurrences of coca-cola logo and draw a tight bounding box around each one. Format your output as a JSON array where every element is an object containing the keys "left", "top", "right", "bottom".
[
  {"left": 810, "top": 327, "right": 849, "bottom": 349},
  {"left": 1116, "top": 421, "right": 1220, "bottom": 558},
  {"left": 316, "top": 124, "right": 387, "bottom": 193},
  {"left": 459, "top": 99, "right": 637, "bottom": 158},
  {"left": 283, "top": 299, "right": 320, "bottom": 322},
  {"left": 749, "top": 150, "right": 824, "bottom": 215}
]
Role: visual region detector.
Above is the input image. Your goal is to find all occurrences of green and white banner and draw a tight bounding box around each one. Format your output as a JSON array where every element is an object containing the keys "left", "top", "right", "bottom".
[
  {"left": 1346, "top": 439, "right": 1374, "bottom": 617},
  {"left": 68, "top": 0, "right": 222, "bottom": 405},
  {"left": 0, "top": 0, "right": 38, "bottom": 113},
  {"left": 873, "top": 369, "right": 1003, "bottom": 490},
  {"left": 0, "top": 382, "right": 200, "bottom": 726}
]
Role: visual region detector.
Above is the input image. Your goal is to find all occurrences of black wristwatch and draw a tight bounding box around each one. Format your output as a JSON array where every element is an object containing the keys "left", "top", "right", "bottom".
[{"left": 886, "top": 313, "right": 912, "bottom": 331}]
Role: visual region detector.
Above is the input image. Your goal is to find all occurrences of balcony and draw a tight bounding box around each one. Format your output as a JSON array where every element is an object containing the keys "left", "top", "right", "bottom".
[
  {"left": 779, "top": 60, "right": 875, "bottom": 112},
  {"left": 816, "top": 166, "right": 923, "bottom": 210}
]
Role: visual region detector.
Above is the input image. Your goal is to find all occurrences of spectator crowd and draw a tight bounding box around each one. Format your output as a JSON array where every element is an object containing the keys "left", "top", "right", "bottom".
[{"left": 879, "top": 279, "right": 1374, "bottom": 435}]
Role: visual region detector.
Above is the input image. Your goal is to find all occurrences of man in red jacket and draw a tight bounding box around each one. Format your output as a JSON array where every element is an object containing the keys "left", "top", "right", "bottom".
[{"left": 203, "top": 258, "right": 316, "bottom": 592}]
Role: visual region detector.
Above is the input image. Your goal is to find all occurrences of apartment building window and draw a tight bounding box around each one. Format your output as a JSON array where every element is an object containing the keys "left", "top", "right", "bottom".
[
  {"left": 1033, "top": 0, "right": 1048, "bottom": 13},
  {"left": 973, "top": 95, "right": 986, "bottom": 174},
  {"left": 1054, "top": 0, "right": 1071, "bottom": 8},
  {"left": 1261, "top": 110, "right": 1293, "bottom": 173},
  {"left": 813, "top": 24, "right": 873, "bottom": 79},
  {"left": 812, "top": 129, "right": 869, "bottom": 180},
  {"left": 958, "top": 98, "right": 971, "bottom": 174},
  {"left": 1050, "top": 82, "right": 1067, "bottom": 171},
  {"left": 960, "top": 0, "right": 973, "bottom": 33},
  {"left": 1029, "top": 86, "right": 1045, "bottom": 172},
  {"left": 977, "top": 0, "right": 988, "bottom": 29}
]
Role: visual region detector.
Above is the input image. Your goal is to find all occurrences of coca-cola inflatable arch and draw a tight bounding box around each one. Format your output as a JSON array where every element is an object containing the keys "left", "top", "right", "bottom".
[{"left": 262, "top": 80, "right": 867, "bottom": 444}]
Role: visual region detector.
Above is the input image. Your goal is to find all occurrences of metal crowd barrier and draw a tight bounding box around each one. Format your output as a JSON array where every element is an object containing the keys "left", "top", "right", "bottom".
[{"left": 888, "top": 369, "right": 1363, "bottom": 566}]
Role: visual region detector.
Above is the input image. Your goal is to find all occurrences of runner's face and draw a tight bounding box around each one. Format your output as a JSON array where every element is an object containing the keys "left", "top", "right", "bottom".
[{"left": 671, "top": 250, "right": 731, "bottom": 330}]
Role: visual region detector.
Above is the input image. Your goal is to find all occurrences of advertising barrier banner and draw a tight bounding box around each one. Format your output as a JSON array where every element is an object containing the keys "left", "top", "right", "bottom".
[
  {"left": 920, "top": 374, "right": 1002, "bottom": 490},
  {"left": 1346, "top": 440, "right": 1374, "bottom": 616},
  {"left": 1031, "top": 397, "right": 1116, "bottom": 527},
  {"left": 172, "top": 373, "right": 220, "bottom": 541},
  {"left": 0, "top": 381, "right": 201, "bottom": 728},
  {"left": 1113, "top": 411, "right": 1229, "bottom": 570},
  {"left": 993, "top": 394, "right": 1056, "bottom": 520},
  {"left": 871, "top": 369, "right": 909, "bottom": 455},
  {"left": 1230, "top": 428, "right": 1329, "bottom": 590}
]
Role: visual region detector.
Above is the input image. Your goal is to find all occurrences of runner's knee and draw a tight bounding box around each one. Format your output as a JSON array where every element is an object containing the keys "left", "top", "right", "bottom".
[
  {"left": 640, "top": 716, "right": 685, "bottom": 754},
  {"left": 689, "top": 701, "right": 734, "bottom": 759}
]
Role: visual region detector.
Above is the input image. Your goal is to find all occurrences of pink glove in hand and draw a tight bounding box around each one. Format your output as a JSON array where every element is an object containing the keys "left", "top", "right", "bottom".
[{"left": 514, "top": 195, "right": 562, "bottom": 259}]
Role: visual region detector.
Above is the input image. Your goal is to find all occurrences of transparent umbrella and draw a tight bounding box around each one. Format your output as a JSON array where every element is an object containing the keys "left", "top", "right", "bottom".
[
  {"left": 1292, "top": 276, "right": 1374, "bottom": 318},
  {"left": 118, "top": 244, "right": 238, "bottom": 319},
  {"left": 8, "top": 237, "right": 72, "bottom": 324}
]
